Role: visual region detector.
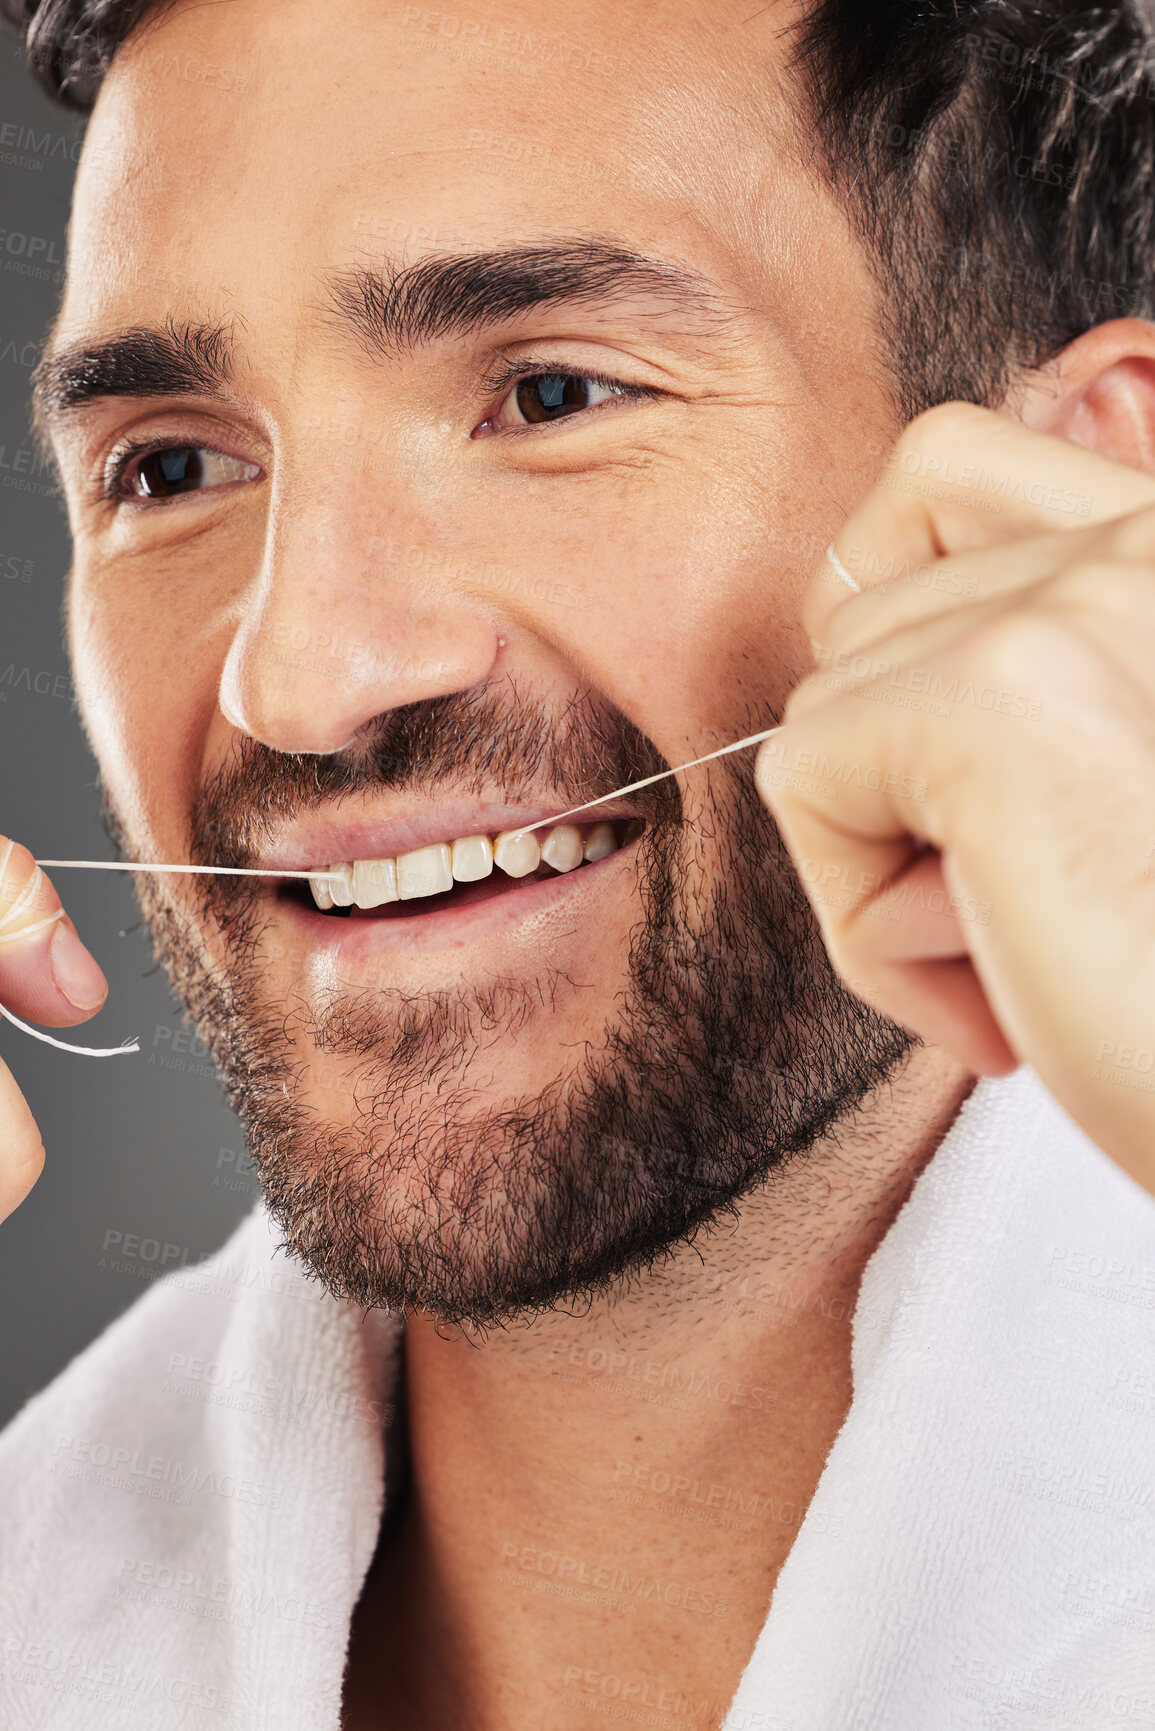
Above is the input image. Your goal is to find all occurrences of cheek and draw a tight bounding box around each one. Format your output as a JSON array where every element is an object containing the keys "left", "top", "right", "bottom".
[
  {"left": 68, "top": 562, "right": 217, "bottom": 845},
  {"left": 456, "top": 460, "right": 810, "bottom": 752}
]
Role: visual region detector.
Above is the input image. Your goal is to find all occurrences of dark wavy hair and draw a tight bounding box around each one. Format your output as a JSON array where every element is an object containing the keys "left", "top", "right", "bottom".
[{"left": 2, "top": 0, "right": 1154, "bottom": 418}]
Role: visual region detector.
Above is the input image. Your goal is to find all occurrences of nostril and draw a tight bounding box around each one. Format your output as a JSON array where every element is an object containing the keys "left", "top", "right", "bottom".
[
  {"left": 220, "top": 662, "right": 363, "bottom": 755},
  {"left": 222, "top": 716, "right": 361, "bottom": 756}
]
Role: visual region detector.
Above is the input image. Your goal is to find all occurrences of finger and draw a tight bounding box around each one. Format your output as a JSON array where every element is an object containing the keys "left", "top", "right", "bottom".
[
  {"left": 870, "top": 956, "right": 1020, "bottom": 1077},
  {"left": 754, "top": 699, "right": 1021, "bottom": 1075},
  {"left": 757, "top": 737, "right": 1019, "bottom": 1072},
  {"left": 812, "top": 524, "right": 1095, "bottom": 661},
  {"left": 0, "top": 836, "right": 109, "bottom": 1025},
  {"left": 806, "top": 401, "right": 1155, "bottom": 645},
  {"left": 818, "top": 501, "right": 1155, "bottom": 667},
  {"left": 830, "top": 848, "right": 1019, "bottom": 1072},
  {"left": 857, "top": 400, "right": 1155, "bottom": 562},
  {"left": 793, "top": 588, "right": 1050, "bottom": 733},
  {"left": 0, "top": 1051, "right": 45, "bottom": 1224}
]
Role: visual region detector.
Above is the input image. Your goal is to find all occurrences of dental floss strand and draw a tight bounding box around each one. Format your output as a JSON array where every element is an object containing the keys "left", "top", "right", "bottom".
[
  {"left": 825, "top": 543, "right": 862, "bottom": 593},
  {"left": 32, "top": 863, "right": 328, "bottom": 881},
  {"left": 515, "top": 546, "right": 859, "bottom": 831},
  {"left": 513, "top": 724, "right": 784, "bottom": 835},
  {"left": 0, "top": 871, "right": 325, "bottom": 1058},
  {"left": 2, "top": 548, "right": 856, "bottom": 1059},
  {"left": 0, "top": 1001, "right": 140, "bottom": 1058}
]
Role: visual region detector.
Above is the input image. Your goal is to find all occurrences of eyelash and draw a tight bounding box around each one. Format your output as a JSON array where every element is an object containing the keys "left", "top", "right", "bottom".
[
  {"left": 99, "top": 358, "right": 660, "bottom": 503},
  {"left": 100, "top": 435, "right": 206, "bottom": 504},
  {"left": 477, "top": 355, "right": 660, "bottom": 415}
]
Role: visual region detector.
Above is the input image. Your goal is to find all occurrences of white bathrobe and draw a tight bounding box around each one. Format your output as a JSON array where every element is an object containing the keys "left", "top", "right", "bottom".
[{"left": 2, "top": 1066, "right": 1154, "bottom": 1729}]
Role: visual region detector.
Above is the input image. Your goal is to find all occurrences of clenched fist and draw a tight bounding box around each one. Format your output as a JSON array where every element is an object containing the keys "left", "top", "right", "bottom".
[{"left": 758, "top": 402, "right": 1155, "bottom": 1197}]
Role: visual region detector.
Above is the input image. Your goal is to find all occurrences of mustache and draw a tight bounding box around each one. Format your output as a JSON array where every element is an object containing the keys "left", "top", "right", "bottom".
[{"left": 184, "top": 683, "right": 680, "bottom": 882}]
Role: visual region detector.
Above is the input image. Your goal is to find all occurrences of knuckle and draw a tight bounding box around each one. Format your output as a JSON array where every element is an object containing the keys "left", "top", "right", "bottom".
[
  {"left": 819, "top": 923, "right": 860, "bottom": 980},
  {"left": 0, "top": 851, "right": 42, "bottom": 921},
  {"left": 781, "top": 672, "right": 829, "bottom": 722},
  {"left": 0, "top": 839, "right": 59, "bottom": 945},
  {"left": 896, "top": 401, "right": 992, "bottom": 463},
  {"left": 0, "top": 1067, "right": 45, "bottom": 1217},
  {"left": 0, "top": 1159, "right": 43, "bottom": 1222},
  {"left": 14, "top": 1131, "right": 45, "bottom": 1189},
  {"left": 963, "top": 606, "right": 1069, "bottom": 692},
  {"left": 0, "top": 835, "right": 37, "bottom": 892},
  {"left": 1102, "top": 503, "right": 1155, "bottom": 562},
  {"left": 813, "top": 595, "right": 870, "bottom": 658},
  {"left": 1046, "top": 558, "right": 1146, "bottom": 625}
]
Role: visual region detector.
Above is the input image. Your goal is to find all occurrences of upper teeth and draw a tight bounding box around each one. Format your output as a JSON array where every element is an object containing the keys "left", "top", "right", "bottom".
[{"left": 307, "top": 820, "right": 628, "bottom": 910}]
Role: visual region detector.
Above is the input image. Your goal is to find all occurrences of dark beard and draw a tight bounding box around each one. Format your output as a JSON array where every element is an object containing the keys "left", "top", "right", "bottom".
[{"left": 107, "top": 686, "right": 915, "bottom": 1327}]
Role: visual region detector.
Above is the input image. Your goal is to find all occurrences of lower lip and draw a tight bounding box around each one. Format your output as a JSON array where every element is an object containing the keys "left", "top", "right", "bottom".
[{"left": 272, "top": 840, "right": 639, "bottom": 958}]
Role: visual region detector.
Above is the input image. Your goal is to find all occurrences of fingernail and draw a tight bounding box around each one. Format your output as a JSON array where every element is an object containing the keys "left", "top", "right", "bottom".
[{"left": 50, "top": 921, "right": 108, "bottom": 1011}]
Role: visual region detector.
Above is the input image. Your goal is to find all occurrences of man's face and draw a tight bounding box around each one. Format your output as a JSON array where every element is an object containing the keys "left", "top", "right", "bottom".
[{"left": 45, "top": 0, "right": 912, "bottom": 1322}]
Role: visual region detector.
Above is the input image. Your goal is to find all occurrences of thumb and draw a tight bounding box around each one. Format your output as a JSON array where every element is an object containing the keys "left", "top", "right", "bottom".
[{"left": 0, "top": 837, "right": 109, "bottom": 1025}]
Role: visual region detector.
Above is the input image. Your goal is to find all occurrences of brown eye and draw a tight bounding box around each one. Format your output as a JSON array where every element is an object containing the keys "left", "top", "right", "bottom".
[
  {"left": 134, "top": 447, "right": 204, "bottom": 497},
  {"left": 514, "top": 373, "right": 602, "bottom": 423},
  {"left": 477, "top": 365, "right": 655, "bottom": 436},
  {"left": 120, "top": 445, "right": 261, "bottom": 500}
]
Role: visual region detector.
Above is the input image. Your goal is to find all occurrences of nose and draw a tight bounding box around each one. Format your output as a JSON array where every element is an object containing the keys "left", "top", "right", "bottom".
[{"left": 219, "top": 455, "right": 499, "bottom": 754}]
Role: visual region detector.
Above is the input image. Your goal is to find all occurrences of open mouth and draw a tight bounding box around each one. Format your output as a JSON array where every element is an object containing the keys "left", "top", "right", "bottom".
[{"left": 278, "top": 816, "right": 644, "bottom": 921}]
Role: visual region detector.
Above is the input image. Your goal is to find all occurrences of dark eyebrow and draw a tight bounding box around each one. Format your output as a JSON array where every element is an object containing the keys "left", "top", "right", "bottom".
[
  {"left": 326, "top": 241, "right": 723, "bottom": 358},
  {"left": 32, "top": 317, "right": 234, "bottom": 446},
  {"left": 32, "top": 242, "right": 722, "bottom": 444}
]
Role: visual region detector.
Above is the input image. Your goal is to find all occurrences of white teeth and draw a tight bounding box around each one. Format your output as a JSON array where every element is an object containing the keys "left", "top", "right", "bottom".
[
  {"left": 451, "top": 835, "right": 494, "bottom": 882},
  {"left": 493, "top": 830, "right": 542, "bottom": 878},
  {"left": 309, "top": 872, "right": 335, "bottom": 911},
  {"left": 328, "top": 862, "right": 355, "bottom": 906},
  {"left": 540, "top": 824, "right": 583, "bottom": 873},
  {"left": 352, "top": 857, "right": 399, "bottom": 908},
  {"left": 583, "top": 822, "right": 619, "bottom": 863},
  {"left": 397, "top": 842, "right": 453, "bottom": 901},
  {"left": 307, "top": 819, "right": 630, "bottom": 910}
]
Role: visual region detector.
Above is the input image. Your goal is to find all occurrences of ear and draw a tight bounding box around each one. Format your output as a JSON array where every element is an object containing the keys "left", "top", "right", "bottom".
[{"left": 1011, "top": 319, "right": 1155, "bottom": 477}]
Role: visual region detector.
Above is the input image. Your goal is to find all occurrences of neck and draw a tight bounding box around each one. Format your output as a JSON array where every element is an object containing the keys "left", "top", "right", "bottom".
[{"left": 348, "top": 1045, "right": 974, "bottom": 1731}]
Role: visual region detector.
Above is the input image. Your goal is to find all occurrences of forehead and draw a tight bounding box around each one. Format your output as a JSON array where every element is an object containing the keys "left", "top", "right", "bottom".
[{"left": 60, "top": 0, "right": 855, "bottom": 347}]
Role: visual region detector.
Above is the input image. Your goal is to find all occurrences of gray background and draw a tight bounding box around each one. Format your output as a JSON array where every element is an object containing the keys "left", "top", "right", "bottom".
[{"left": 0, "top": 31, "right": 253, "bottom": 1428}]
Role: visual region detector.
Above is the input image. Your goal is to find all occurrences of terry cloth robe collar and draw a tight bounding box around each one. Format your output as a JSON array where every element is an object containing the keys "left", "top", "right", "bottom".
[{"left": 2, "top": 1066, "right": 1154, "bottom": 1728}]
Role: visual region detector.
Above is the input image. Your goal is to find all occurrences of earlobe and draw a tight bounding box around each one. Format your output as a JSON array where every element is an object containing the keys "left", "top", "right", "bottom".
[{"left": 1015, "top": 319, "right": 1155, "bottom": 478}]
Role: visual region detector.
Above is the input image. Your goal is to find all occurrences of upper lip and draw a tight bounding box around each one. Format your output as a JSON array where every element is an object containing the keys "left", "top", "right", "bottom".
[{"left": 256, "top": 796, "right": 640, "bottom": 875}]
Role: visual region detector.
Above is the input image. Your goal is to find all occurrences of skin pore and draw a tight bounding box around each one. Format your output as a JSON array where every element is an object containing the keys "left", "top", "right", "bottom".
[{"left": 42, "top": 0, "right": 974, "bottom": 1723}]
